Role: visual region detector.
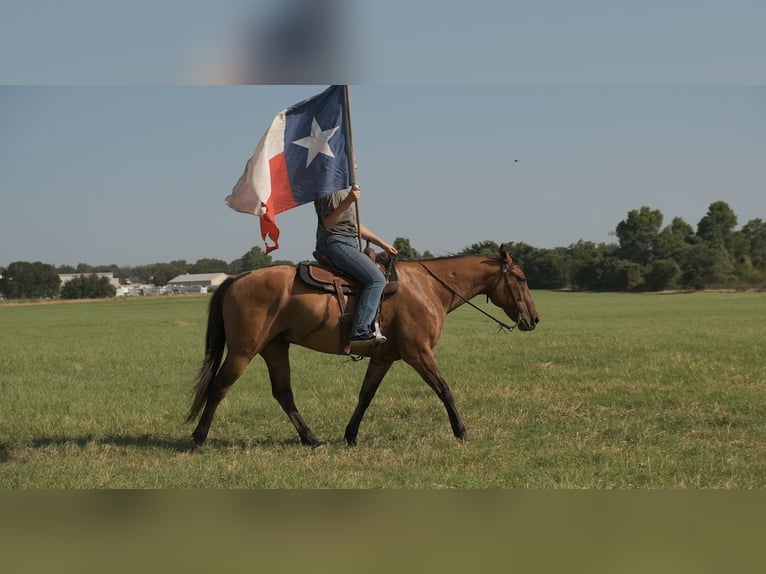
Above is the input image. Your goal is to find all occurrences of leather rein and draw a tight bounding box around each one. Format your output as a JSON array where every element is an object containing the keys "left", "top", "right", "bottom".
[{"left": 414, "top": 259, "right": 520, "bottom": 333}]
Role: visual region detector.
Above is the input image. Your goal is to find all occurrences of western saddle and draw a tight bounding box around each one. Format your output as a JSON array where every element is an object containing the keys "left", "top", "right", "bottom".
[{"left": 297, "top": 244, "right": 398, "bottom": 354}]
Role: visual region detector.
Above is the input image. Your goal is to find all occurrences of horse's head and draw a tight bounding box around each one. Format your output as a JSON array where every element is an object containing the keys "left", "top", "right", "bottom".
[{"left": 488, "top": 250, "right": 540, "bottom": 331}]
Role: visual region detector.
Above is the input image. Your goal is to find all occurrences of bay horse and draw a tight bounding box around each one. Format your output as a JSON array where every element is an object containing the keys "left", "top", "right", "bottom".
[{"left": 186, "top": 250, "right": 539, "bottom": 447}]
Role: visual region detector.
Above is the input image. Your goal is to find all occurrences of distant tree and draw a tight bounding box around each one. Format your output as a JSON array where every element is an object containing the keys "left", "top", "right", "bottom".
[
  {"left": 575, "top": 256, "right": 644, "bottom": 292},
  {"left": 76, "top": 262, "right": 94, "bottom": 273},
  {"left": 228, "top": 246, "right": 272, "bottom": 273},
  {"left": 502, "top": 242, "right": 537, "bottom": 265},
  {"left": 677, "top": 243, "right": 736, "bottom": 289},
  {"left": 190, "top": 258, "right": 229, "bottom": 274},
  {"left": 270, "top": 258, "right": 296, "bottom": 266},
  {"left": 60, "top": 274, "right": 116, "bottom": 299},
  {"left": 696, "top": 201, "right": 737, "bottom": 250},
  {"left": 739, "top": 218, "right": 766, "bottom": 269},
  {"left": 501, "top": 242, "right": 566, "bottom": 289},
  {"left": 567, "top": 241, "right": 619, "bottom": 290},
  {"left": 0, "top": 261, "right": 60, "bottom": 299},
  {"left": 393, "top": 237, "right": 420, "bottom": 260},
  {"left": 643, "top": 259, "right": 681, "bottom": 291},
  {"left": 151, "top": 261, "right": 189, "bottom": 286},
  {"left": 603, "top": 259, "right": 645, "bottom": 291},
  {"left": 461, "top": 240, "right": 501, "bottom": 256},
  {"left": 615, "top": 206, "right": 663, "bottom": 264},
  {"left": 522, "top": 248, "right": 569, "bottom": 290},
  {"left": 421, "top": 250, "right": 435, "bottom": 260},
  {"left": 57, "top": 264, "right": 77, "bottom": 273},
  {"left": 129, "top": 265, "right": 154, "bottom": 284},
  {"left": 655, "top": 216, "right": 696, "bottom": 260}
]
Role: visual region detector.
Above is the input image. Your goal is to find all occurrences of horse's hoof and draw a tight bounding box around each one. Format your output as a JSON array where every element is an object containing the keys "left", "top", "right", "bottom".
[
  {"left": 345, "top": 435, "right": 357, "bottom": 447},
  {"left": 191, "top": 434, "right": 206, "bottom": 448}
]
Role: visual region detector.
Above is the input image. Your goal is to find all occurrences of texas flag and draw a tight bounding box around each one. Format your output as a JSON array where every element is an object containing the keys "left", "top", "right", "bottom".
[{"left": 226, "top": 85, "right": 350, "bottom": 253}]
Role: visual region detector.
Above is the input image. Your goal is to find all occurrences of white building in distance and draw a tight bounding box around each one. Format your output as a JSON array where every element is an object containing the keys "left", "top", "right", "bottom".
[{"left": 166, "top": 273, "right": 228, "bottom": 294}]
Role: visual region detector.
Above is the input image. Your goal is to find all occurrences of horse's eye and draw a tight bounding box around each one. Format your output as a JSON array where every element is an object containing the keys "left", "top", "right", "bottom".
[{"left": 518, "top": 276, "right": 526, "bottom": 285}]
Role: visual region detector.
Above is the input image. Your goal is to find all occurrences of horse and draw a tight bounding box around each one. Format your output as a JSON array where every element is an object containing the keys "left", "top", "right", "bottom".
[{"left": 186, "top": 249, "right": 540, "bottom": 447}]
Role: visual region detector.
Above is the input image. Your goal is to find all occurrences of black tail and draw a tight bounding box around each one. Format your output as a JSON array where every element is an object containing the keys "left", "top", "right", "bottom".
[{"left": 185, "top": 275, "right": 240, "bottom": 423}]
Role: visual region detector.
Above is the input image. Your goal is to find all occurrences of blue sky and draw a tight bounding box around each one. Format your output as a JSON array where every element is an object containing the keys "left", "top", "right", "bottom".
[{"left": 1, "top": 1, "right": 765, "bottom": 267}]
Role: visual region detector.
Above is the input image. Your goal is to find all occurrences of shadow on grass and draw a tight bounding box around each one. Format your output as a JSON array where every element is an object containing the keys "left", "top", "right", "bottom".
[
  {"left": 28, "top": 434, "right": 196, "bottom": 453},
  {"left": 15, "top": 434, "right": 341, "bottom": 454}
]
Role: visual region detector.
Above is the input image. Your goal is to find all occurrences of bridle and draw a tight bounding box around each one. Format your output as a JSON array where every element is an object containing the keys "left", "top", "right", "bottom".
[{"left": 415, "top": 259, "right": 522, "bottom": 333}]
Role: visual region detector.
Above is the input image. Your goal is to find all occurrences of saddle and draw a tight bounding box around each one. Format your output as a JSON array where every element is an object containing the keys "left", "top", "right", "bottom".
[{"left": 297, "top": 245, "right": 399, "bottom": 354}]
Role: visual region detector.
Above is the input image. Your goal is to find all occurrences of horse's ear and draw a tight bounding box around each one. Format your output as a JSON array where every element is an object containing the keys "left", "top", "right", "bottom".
[{"left": 498, "top": 249, "right": 513, "bottom": 265}]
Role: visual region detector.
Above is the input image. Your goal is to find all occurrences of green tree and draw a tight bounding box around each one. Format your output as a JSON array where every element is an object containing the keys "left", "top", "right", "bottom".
[
  {"left": 228, "top": 246, "right": 272, "bottom": 273},
  {"left": 60, "top": 275, "right": 116, "bottom": 299},
  {"left": 129, "top": 265, "right": 154, "bottom": 284},
  {"left": 506, "top": 243, "right": 569, "bottom": 289},
  {"left": 0, "top": 261, "right": 61, "bottom": 299},
  {"left": 643, "top": 259, "right": 681, "bottom": 291},
  {"left": 501, "top": 242, "right": 567, "bottom": 289},
  {"left": 566, "top": 241, "right": 611, "bottom": 290},
  {"left": 392, "top": 237, "right": 420, "bottom": 260},
  {"left": 190, "top": 258, "right": 229, "bottom": 274},
  {"left": 524, "top": 248, "right": 569, "bottom": 290},
  {"left": 502, "top": 242, "right": 537, "bottom": 266},
  {"left": 655, "top": 216, "right": 696, "bottom": 260},
  {"left": 696, "top": 200, "right": 737, "bottom": 250},
  {"left": 151, "top": 261, "right": 189, "bottom": 286},
  {"left": 739, "top": 218, "right": 766, "bottom": 269},
  {"left": 603, "top": 259, "right": 645, "bottom": 291},
  {"left": 677, "top": 243, "right": 736, "bottom": 289},
  {"left": 615, "top": 206, "right": 663, "bottom": 264},
  {"left": 460, "top": 240, "right": 501, "bottom": 257}
]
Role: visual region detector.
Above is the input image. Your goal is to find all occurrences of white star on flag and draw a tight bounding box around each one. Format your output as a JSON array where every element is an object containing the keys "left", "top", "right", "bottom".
[{"left": 291, "top": 117, "right": 339, "bottom": 167}]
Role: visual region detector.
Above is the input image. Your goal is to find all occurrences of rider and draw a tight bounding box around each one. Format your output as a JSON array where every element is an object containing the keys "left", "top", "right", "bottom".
[{"left": 314, "top": 184, "right": 398, "bottom": 347}]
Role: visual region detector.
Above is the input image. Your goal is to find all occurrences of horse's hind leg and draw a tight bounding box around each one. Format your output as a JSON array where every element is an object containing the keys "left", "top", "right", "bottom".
[
  {"left": 192, "top": 353, "right": 250, "bottom": 446},
  {"left": 261, "top": 339, "right": 323, "bottom": 447},
  {"left": 344, "top": 358, "right": 394, "bottom": 446}
]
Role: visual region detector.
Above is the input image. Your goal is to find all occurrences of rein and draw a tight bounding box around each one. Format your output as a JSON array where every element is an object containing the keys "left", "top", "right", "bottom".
[{"left": 414, "top": 260, "right": 518, "bottom": 333}]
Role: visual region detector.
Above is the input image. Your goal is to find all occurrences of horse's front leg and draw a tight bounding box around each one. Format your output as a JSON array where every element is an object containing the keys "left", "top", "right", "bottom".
[
  {"left": 344, "top": 358, "right": 394, "bottom": 446},
  {"left": 260, "top": 339, "right": 323, "bottom": 447},
  {"left": 403, "top": 348, "right": 467, "bottom": 441}
]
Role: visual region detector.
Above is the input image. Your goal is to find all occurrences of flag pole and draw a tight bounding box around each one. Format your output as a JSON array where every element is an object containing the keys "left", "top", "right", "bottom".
[{"left": 342, "top": 85, "right": 363, "bottom": 251}]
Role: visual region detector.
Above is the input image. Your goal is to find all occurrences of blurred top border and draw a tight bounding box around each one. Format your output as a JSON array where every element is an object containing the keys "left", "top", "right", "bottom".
[{"left": 1, "top": 0, "right": 764, "bottom": 85}]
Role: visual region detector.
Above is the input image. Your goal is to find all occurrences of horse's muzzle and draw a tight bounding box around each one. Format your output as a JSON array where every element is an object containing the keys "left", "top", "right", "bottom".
[{"left": 517, "top": 314, "right": 540, "bottom": 331}]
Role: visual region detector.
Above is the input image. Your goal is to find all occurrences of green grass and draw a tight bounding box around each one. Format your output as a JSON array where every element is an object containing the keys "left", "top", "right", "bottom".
[{"left": 1, "top": 291, "right": 764, "bottom": 488}]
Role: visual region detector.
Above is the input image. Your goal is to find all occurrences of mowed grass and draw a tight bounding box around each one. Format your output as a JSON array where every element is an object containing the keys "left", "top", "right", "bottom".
[{"left": 0, "top": 290, "right": 764, "bottom": 488}]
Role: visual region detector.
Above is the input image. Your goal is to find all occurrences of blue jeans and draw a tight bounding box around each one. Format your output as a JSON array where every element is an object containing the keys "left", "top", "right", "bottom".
[{"left": 316, "top": 235, "right": 386, "bottom": 337}]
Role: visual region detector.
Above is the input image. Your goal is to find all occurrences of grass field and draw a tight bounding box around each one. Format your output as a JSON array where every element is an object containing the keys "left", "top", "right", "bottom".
[{"left": 1, "top": 290, "right": 764, "bottom": 488}]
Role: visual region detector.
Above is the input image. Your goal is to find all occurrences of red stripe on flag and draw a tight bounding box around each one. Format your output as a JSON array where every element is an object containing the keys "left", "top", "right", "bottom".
[
  {"left": 268, "top": 153, "right": 296, "bottom": 215},
  {"left": 257, "top": 152, "right": 293, "bottom": 254}
]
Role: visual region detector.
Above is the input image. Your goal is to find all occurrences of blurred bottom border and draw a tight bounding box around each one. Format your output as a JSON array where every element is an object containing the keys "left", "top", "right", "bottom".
[{"left": 1, "top": 490, "right": 763, "bottom": 573}]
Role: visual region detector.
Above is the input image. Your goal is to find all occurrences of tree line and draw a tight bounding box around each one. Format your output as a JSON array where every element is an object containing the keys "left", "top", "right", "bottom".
[{"left": 2, "top": 200, "right": 764, "bottom": 299}]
